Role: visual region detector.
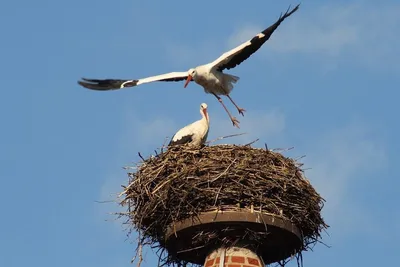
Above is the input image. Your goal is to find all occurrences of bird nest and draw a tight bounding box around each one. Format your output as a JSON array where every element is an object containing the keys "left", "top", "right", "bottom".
[{"left": 118, "top": 144, "right": 328, "bottom": 266}]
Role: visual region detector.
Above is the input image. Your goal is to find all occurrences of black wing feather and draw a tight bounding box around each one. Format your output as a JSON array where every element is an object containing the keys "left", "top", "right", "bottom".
[
  {"left": 217, "top": 4, "right": 300, "bottom": 71},
  {"left": 168, "top": 134, "right": 193, "bottom": 146},
  {"left": 77, "top": 78, "right": 138, "bottom": 90},
  {"left": 159, "top": 76, "right": 188, "bottom": 82},
  {"left": 78, "top": 75, "right": 188, "bottom": 90}
]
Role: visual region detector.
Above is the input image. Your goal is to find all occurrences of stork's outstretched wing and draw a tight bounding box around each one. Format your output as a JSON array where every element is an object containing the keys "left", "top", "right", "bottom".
[
  {"left": 78, "top": 71, "right": 189, "bottom": 90},
  {"left": 210, "top": 4, "right": 300, "bottom": 72}
]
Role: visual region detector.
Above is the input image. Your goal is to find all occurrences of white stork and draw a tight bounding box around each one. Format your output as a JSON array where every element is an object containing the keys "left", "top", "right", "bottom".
[
  {"left": 78, "top": 4, "right": 300, "bottom": 128},
  {"left": 169, "top": 103, "right": 209, "bottom": 147}
]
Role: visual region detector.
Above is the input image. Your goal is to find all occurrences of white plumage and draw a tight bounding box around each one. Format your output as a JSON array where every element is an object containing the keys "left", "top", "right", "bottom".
[
  {"left": 169, "top": 103, "right": 210, "bottom": 147},
  {"left": 78, "top": 5, "right": 300, "bottom": 128}
]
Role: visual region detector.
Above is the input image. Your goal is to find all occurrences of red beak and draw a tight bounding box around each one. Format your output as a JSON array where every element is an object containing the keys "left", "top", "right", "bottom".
[
  {"left": 203, "top": 108, "right": 208, "bottom": 121},
  {"left": 184, "top": 75, "right": 192, "bottom": 88}
]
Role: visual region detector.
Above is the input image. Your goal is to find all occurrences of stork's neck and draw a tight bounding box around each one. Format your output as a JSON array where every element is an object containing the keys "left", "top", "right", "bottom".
[{"left": 201, "top": 110, "right": 209, "bottom": 125}]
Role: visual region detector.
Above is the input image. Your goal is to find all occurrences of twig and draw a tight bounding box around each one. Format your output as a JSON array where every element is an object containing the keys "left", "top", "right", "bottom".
[
  {"left": 213, "top": 185, "right": 223, "bottom": 206},
  {"left": 272, "top": 146, "right": 295, "bottom": 152},
  {"left": 244, "top": 138, "right": 259, "bottom": 146},
  {"left": 176, "top": 244, "right": 205, "bottom": 253},
  {"left": 210, "top": 159, "right": 236, "bottom": 182},
  {"left": 94, "top": 200, "right": 115, "bottom": 204},
  {"left": 136, "top": 243, "right": 143, "bottom": 267},
  {"left": 206, "top": 132, "right": 247, "bottom": 144},
  {"left": 160, "top": 136, "right": 171, "bottom": 154},
  {"left": 123, "top": 166, "right": 137, "bottom": 170},
  {"left": 151, "top": 168, "right": 173, "bottom": 194},
  {"left": 130, "top": 235, "right": 144, "bottom": 266},
  {"left": 294, "top": 155, "right": 306, "bottom": 161},
  {"left": 138, "top": 152, "right": 145, "bottom": 161}
]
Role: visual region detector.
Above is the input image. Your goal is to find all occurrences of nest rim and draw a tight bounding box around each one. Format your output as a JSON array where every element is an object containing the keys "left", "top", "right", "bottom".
[{"left": 164, "top": 209, "right": 303, "bottom": 265}]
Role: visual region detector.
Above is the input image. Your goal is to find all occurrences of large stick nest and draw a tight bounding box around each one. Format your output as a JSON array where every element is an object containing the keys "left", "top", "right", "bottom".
[{"left": 119, "top": 144, "right": 328, "bottom": 266}]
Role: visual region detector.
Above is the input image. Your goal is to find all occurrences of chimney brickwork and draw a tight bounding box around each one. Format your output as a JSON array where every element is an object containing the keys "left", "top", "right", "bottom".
[{"left": 204, "top": 247, "right": 264, "bottom": 267}]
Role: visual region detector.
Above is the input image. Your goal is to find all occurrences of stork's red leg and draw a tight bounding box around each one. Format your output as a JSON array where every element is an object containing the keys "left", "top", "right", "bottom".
[
  {"left": 212, "top": 93, "right": 240, "bottom": 128},
  {"left": 226, "top": 94, "right": 246, "bottom": 116}
]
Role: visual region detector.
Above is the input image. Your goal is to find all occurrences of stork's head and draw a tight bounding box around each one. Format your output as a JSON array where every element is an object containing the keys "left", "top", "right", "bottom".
[
  {"left": 184, "top": 68, "right": 197, "bottom": 88},
  {"left": 200, "top": 102, "right": 209, "bottom": 122}
]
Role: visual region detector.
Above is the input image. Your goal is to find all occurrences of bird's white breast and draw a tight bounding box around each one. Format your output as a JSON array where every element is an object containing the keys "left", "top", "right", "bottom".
[
  {"left": 172, "top": 119, "right": 209, "bottom": 146},
  {"left": 194, "top": 67, "right": 232, "bottom": 95}
]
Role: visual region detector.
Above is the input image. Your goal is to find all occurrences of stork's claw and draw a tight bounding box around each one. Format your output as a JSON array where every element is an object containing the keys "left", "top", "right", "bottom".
[
  {"left": 238, "top": 108, "right": 246, "bottom": 116},
  {"left": 231, "top": 117, "right": 240, "bottom": 128}
]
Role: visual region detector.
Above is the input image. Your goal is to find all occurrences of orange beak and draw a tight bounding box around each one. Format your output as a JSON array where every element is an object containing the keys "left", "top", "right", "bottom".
[
  {"left": 184, "top": 75, "right": 192, "bottom": 88},
  {"left": 203, "top": 108, "right": 208, "bottom": 121}
]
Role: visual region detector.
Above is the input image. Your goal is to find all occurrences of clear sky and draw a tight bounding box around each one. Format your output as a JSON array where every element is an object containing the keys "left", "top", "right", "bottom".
[{"left": 1, "top": 0, "right": 399, "bottom": 266}]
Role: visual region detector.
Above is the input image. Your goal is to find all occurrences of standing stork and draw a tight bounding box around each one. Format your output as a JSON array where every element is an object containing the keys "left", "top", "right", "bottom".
[
  {"left": 169, "top": 103, "right": 209, "bottom": 147},
  {"left": 78, "top": 4, "right": 300, "bottom": 128}
]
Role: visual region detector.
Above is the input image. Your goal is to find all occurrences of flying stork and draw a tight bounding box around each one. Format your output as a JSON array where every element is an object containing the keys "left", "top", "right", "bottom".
[
  {"left": 78, "top": 4, "right": 300, "bottom": 128},
  {"left": 169, "top": 103, "right": 209, "bottom": 147}
]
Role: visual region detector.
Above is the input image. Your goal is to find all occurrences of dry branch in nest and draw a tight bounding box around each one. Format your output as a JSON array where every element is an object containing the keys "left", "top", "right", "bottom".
[{"left": 119, "top": 144, "right": 328, "bottom": 266}]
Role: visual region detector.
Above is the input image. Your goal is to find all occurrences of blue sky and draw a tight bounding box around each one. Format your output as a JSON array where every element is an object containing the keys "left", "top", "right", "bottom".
[{"left": 1, "top": 0, "right": 399, "bottom": 266}]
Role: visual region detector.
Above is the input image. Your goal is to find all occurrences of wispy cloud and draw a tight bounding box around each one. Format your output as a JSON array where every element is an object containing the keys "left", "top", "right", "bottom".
[
  {"left": 228, "top": 3, "right": 400, "bottom": 71},
  {"left": 98, "top": 114, "right": 179, "bottom": 194},
  {"left": 96, "top": 110, "right": 180, "bottom": 232},
  {"left": 163, "top": 40, "right": 220, "bottom": 68},
  {"left": 263, "top": 4, "right": 360, "bottom": 56},
  {"left": 227, "top": 24, "right": 263, "bottom": 49},
  {"left": 304, "top": 122, "right": 386, "bottom": 238}
]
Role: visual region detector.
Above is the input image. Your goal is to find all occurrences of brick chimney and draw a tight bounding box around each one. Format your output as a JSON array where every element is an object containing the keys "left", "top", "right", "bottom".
[{"left": 204, "top": 247, "right": 264, "bottom": 267}]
